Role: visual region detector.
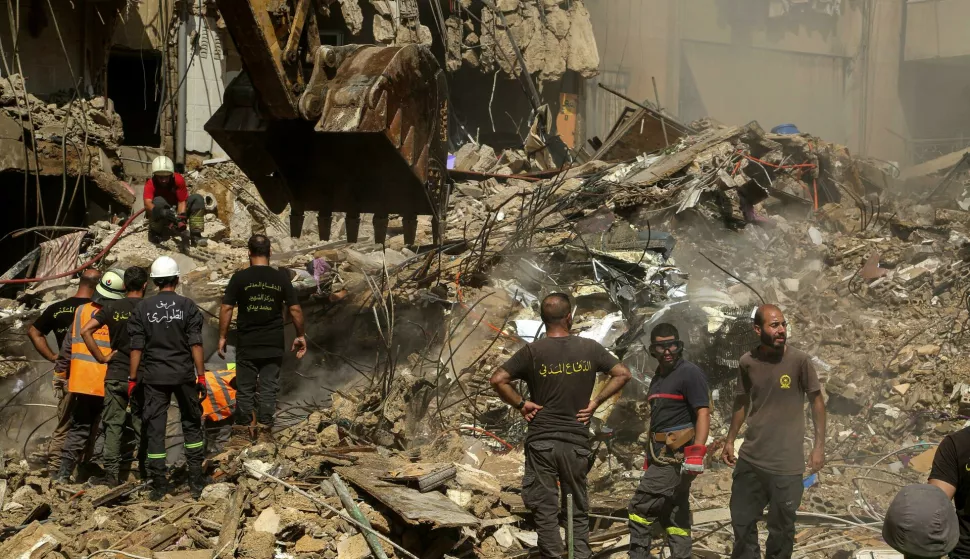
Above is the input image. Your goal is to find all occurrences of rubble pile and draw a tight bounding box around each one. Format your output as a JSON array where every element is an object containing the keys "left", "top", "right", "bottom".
[{"left": 6, "top": 108, "right": 970, "bottom": 557}]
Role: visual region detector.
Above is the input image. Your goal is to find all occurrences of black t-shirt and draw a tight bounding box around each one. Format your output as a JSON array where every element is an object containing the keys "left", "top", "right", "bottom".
[
  {"left": 32, "top": 296, "right": 91, "bottom": 348},
  {"left": 647, "top": 358, "right": 710, "bottom": 433},
  {"left": 501, "top": 336, "right": 620, "bottom": 447},
  {"left": 222, "top": 265, "right": 297, "bottom": 359},
  {"left": 128, "top": 292, "right": 204, "bottom": 385},
  {"left": 929, "top": 427, "right": 970, "bottom": 558},
  {"left": 93, "top": 297, "right": 140, "bottom": 381}
]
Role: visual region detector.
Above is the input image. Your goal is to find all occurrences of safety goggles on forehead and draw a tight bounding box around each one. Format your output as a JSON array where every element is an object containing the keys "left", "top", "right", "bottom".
[{"left": 651, "top": 340, "right": 683, "bottom": 353}]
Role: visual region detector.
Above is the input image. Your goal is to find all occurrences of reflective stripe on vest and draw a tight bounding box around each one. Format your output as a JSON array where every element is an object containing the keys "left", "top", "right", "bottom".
[
  {"left": 68, "top": 303, "right": 109, "bottom": 397},
  {"left": 202, "top": 369, "right": 236, "bottom": 422}
]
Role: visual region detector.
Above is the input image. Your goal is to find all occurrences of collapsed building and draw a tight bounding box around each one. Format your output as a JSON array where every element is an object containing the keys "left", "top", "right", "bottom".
[{"left": 1, "top": 1, "right": 970, "bottom": 559}]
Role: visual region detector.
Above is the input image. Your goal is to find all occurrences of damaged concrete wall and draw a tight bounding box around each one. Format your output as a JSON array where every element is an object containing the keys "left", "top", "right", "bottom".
[
  {"left": 0, "top": 0, "right": 84, "bottom": 95},
  {"left": 111, "top": 0, "right": 167, "bottom": 51},
  {"left": 452, "top": 0, "right": 600, "bottom": 82}
]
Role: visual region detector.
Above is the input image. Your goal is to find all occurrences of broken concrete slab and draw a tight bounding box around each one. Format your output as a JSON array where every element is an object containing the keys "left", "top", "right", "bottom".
[
  {"left": 295, "top": 534, "right": 329, "bottom": 553},
  {"left": 253, "top": 506, "right": 281, "bottom": 534},
  {"left": 900, "top": 147, "right": 970, "bottom": 180},
  {"left": 0, "top": 521, "right": 67, "bottom": 558},
  {"left": 337, "top": 532, "right": 389, "bottom": 559},
  {"left": 336, "top": 466, "right": 480, "bottom": 528}
]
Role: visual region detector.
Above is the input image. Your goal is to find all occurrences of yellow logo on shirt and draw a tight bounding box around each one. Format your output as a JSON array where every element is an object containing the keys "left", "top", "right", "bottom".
[
  {"left": 538, "top": 361, "right": 593, "bottom": 376},
  {"left": 780, "top": 374, "right": 792, "bottom": 389}
]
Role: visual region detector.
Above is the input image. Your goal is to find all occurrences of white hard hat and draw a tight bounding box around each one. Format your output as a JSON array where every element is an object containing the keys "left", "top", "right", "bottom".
[
  {"left": 95, "top": 269, "right": 127, "bottom": 300},
  {"left": 151, "top": 155, "right": 175, "bottom": 176},
  {"left": 150, "top": 255, "right": 180, "bottom": 278}
]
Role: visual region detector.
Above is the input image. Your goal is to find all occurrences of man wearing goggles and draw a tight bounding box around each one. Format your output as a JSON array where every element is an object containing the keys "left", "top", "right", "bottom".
[{"left": 628, "top": 323, "right": 710, "bottom": 559}]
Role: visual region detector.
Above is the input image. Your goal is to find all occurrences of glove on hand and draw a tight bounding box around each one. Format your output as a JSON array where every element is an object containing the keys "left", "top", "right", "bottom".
[
  {"left": 196, "top": 374, "right": 207, "bottom": 399},
  {"left": 52, "top": 376, "right": 66, "bottom": 400},
  {"left": 683, "top": 444, "right": 707, "bottom": 475},
  {"left": 177, "top": 212, "right": 188, "bottom": 232},
  {"left": 128, "top": 380, "right": 137, "bottom": 398}
]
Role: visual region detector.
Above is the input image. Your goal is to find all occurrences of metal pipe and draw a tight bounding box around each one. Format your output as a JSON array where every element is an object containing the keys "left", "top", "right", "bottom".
[
  {"left": 651, "top": 76, "right": 669, "bottom": 148},
  {"left": 175, "top": 0, "right": 189, "bottom": 172},
  {"left": 567, "top": 493, "right": 574, "bottom": 559},
  {"left": 331, "top": 473, "right": 389, "bottom": 559}
]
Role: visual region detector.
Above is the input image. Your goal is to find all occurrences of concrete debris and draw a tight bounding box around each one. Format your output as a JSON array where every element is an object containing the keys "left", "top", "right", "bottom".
[
  {"left": 451, "top": 0, "right": 599, "bottom": 81},
  {"left": 4, "top": 63, "right": 970, "bottom": 559},
  {"left": 340, "top": 0, "right": 364, "bottom": 35}
]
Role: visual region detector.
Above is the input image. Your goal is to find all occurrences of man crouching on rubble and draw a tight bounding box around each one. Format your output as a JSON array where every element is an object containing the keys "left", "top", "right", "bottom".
[
  {"left": 722, "top": 304, "right": 826, "bottom": 559},
  {"left": 628, "top": 323, "right": 710, "bottom": 559},
  {"left": 489, "top": 293, "right": 632, "bottom": 559},
  {"left": 144, "top": 155, "right": 207, "bottom": 247}
]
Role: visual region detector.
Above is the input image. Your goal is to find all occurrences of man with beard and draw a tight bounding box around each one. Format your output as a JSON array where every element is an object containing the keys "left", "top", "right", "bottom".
[
  {"left": 722, "top": 304, "right": 826, "bottom": 559},
  {"left": 627, "top": 323, "right": 710, "bottom": 559}
]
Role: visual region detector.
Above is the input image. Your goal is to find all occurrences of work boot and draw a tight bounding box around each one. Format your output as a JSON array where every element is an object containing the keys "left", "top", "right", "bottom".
[
  {"left": 51, "top": 461, "right": 74, "bottom": 484},
  {"left": 148, "top": 230, "right": 162, "bottom": 244},
  {"left": 148, "top": 476, "right": 169, "bottom": 501},
  {"left": 187, "top": 466, "right": 211, "bottom": 500},
  {"left": 87, "top": 474, "right": 120, "bottom": 488},
  {"left": 255, "top": 424, "right": 275, "bottom": 445},
  {"left": 76, "top": 462, "right": 102, "bottom": 483},
  {"left": 190, "top": 234, "right": 208, "bottom": 248},
  {"left": 227, "top": 424, "right": 252, "bottom": 450}
]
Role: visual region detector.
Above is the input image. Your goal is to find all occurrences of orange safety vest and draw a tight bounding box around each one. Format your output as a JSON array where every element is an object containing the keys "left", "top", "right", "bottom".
[
  {"left": 201, "top": 368, "right": 236, "bottom": 422},
  {"left": 67, "top": 303, "right": 110, "bottom": 397}
]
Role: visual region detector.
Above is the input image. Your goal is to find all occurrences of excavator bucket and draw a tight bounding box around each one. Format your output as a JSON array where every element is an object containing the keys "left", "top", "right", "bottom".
[{"left": 205, "top": 1, "right": 448, "bottom": 244}]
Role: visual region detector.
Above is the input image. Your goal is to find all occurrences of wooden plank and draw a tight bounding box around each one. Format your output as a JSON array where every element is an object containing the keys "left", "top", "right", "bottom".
[
  {"left": 145, "top": 524, "right": 180, "bottom": 550},
  {"left": 186, "top": 528, "right": 211, "bottom": 549},
  {"left": 217, "top": 485, "right": 250, "bottom": 551},
  {"left": 691, "top": 507, "right": 732, "bottom": 525},
  {"left": 335, "top": 466, "right": 479, "bottom": 529},
  {"left": 91, "top": 481, "right": 139, "bottom": 508}
]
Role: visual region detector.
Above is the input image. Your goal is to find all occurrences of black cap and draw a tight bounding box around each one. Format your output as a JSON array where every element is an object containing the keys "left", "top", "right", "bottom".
[{"left": 883, "top": 484, "right": 958, "bottom": 558}]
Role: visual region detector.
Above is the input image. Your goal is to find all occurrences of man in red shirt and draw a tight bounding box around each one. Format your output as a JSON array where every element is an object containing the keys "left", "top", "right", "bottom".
[{"left": 145, "top": 156, "right": 207, "bottom": 247}]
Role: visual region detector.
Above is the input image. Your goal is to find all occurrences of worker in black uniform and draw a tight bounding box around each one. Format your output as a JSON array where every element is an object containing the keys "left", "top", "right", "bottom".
[
  {"left": 80, "top": 266, "right": 149, "bottom": 487},
  {"left": 490, "top": 293, "right": 632, "bottom": 559},
  {"left": 128, "top": 255, "right": 208, "bottom": 500},
  {"left": 628, "top": 323, "right": 710, "bottom": 559},
  {"left": 27, "top": 268, "right": 100, "bottom": 474}
]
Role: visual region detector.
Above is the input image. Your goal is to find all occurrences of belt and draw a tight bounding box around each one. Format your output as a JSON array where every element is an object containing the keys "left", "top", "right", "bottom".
[{"left": 653, "top": 433, "right": 667, "bottom": 443}]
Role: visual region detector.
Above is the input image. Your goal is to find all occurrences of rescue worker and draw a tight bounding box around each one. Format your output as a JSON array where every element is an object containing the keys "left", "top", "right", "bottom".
[
  {"left": 201, "top": 365, "right": 238, "bottom": 455},
  {"left": 927, "top": 422, "right": 970, "bottom": 557},
  {"left": 218, "top": 234, "right": 306, "bottom": 448},
  {"left": 144, "top": 155, "right": 206, "bottom": 247},
  {"left": 628, "top": 323, "right": 710, "bottom": 559},
  {"left": 883, "top": 484, "right": 959, "bottom": 559},
  {"left": 722, "top": 304, "right": 826, "bottom": 559},
  {"left": 52, "top": 270, "right": 127, "bottom": 483},
  {"left": 128, "top": 256, "right": 208, "bottom": 500},
  {"left": 27, "top": 268, "right": 100, "bottom": 473},
  {"left": 489, "top": 293, "right": 632, "bottom": 559},
  {"left": 79, "top": 266, "right": 149, "bottom": 487}
]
